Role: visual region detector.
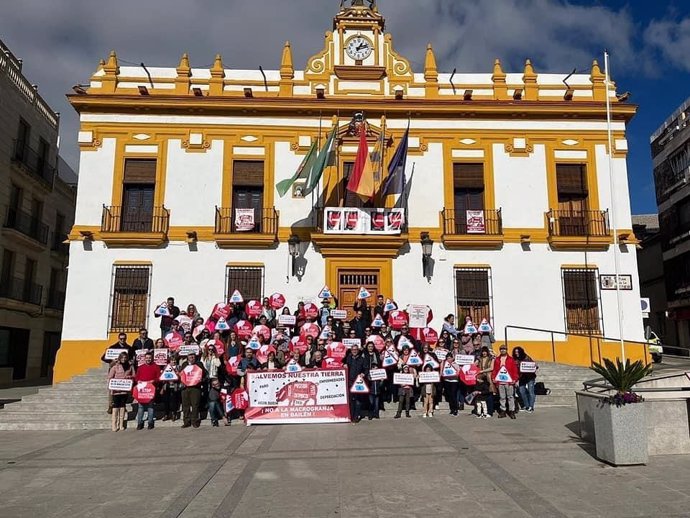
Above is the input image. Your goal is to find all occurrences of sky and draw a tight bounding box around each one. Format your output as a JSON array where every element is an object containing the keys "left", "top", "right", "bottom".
[{"left": 2, "top": 0, "right": 690, "bottom": 214}]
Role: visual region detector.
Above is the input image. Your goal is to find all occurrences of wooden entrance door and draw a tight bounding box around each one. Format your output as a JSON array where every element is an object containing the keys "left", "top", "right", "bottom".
[{"left": 338, "top": 270, "right": 379, "bottom": 321}]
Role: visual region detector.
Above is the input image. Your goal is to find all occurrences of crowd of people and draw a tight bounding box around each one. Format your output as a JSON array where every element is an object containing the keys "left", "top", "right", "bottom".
[{"left": 103, "top": 293, "right": 539, "bottom": 431}]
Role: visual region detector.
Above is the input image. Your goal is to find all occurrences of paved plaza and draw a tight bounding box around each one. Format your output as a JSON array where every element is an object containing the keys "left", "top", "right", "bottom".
[{"left": 1, "top": 406, "right": 689, "bottom": 518}]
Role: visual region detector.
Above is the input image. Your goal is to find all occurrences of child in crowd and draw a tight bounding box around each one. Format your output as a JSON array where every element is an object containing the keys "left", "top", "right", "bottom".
[
  {"left": 421, "top": 364, "right": 436, "bottom": 418},
  {"left": 473, "top": 374, "right": 492, "bottom": 419}
]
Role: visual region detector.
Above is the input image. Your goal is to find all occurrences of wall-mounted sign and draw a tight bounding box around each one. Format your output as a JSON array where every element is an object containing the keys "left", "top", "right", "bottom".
[
  {"left": 323, "top": 208, "right": 404, "bottom": 235},
  {"left": 600, "top": 274, "right": 633, "bottom": 290}
]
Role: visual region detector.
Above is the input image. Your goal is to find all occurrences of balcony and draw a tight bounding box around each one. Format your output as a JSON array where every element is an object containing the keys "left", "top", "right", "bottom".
[
  {"left": 546, "top": 209, "right": 611, "bottom": 250},
  {"left": 3, "top": 208, "right": 49, "bottom": 249},
  {"left": 46, "top": 290, "right": 66, "bottom": 311},
  {"left": 100, "top": 205, "right": 169, "bottom": 247},
  {"left": 441, "top": 208, "right": 504, "bottom": 249},
  {"left": 214, "top": 206, "right": 278, "bottom": 248},
  {"left": 311, "top": 207, "right": 409, "bottom": 258},
  {"left": 0, "top": 277, "right": 43, "bottom": 306},
  {"left": 11, "top": 140, "right": 55, "bottom": 189}
]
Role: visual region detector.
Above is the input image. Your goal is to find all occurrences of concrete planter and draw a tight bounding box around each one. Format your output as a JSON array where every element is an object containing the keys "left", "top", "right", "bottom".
[{"left": 592, "top": 400, "right": 648, "bottom": 466}]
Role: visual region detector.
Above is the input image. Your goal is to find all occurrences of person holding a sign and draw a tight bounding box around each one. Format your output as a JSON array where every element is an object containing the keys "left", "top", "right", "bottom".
[
  {"left": 394, "top": 325, "right": 419, "bottom": 352},
  {"left": 394, "top": 364, "right": 416, "bottom": 419},
  {"left": 107, "top": 352, "right": 134, "bottom": 432},
  {"left": 134, "top": 351, "right": 161, "bottom": 430},
  {"left": 101, "top": 333, "right": 133, "bottom": 415},
  {"left": 343, "top": 344, "right": 368, "bottom": 423},
  {"left": 441, "top": 356, "right": 461, "bottom": 416},
  {"left": 363, "top": 341, "right": 382, "bottom": 419},
  {"left": 132, "top": 328, "right": 154, "bottom": 369},
  {"left": 155, "top": 297, "right": 180, "bottom": 337},
  {"left": 492, "top": 345, "right": 519, "bottom": 419},
  {"left": 512, "top": 346, "right": 538, "bottom": 413},
  {"left": 353, "top": 298, "right": 372, "bottom": 327},
  {"left": 179, "top": 353, "right": 207, "bottom": 428},
  {"left": 421, "top": 364, "right": 437, "bottom": 418}
]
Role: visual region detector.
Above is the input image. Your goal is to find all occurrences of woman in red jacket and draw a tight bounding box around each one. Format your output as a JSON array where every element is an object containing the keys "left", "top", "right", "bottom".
[{"left": 491, "top": 344, "right": 519, "bottom": 419}]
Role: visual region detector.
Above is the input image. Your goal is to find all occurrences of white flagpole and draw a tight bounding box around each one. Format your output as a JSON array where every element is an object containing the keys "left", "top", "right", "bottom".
[{"left": 604, "top": 50, "right": 626, "bottom": 362}]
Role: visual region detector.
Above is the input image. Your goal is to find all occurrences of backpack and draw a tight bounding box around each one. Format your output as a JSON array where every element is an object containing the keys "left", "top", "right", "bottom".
[{"left": 535, "top": 382, "right": 550, "bottom": 395}]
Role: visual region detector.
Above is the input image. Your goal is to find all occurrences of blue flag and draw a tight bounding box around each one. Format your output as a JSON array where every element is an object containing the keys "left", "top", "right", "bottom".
[{"left": 381, "top": 126, "right": 409, "bottom": 196}]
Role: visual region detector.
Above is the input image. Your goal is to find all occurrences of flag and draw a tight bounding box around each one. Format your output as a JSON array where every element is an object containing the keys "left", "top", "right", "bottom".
[
  {"left": 382, "top": 126, "right": 409, "bottom": 196},
  {"left": 304, "top": 127, "right": 337, "bottom": 196},
  {"left": 276, "top": 139, "right": 318, "bottom": 197},
  {"left": 346, "top": 126, "right": 371, "bottom": 199},
  {"left": 349, "top": 129, "right": 383, "bottom": 201},
  {"left": 394, "top": 166, "right": 415, "bottom": 209}
]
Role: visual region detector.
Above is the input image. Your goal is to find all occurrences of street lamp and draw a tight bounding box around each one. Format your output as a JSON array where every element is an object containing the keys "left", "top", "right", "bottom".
[
  {"left": 421, "top": 232, "right": 433, "bottom": 279},
  {"left": 288, "top": 234, "right": 300, "bottom": 277}
]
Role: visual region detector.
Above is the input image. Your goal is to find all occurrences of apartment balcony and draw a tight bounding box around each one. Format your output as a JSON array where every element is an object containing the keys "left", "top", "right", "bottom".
[
  {"left": 311, "top": 207, "right": 409, "bottom": 258},
  {"left": 46, "top": 290, "right": 66, "bottom": 311},
  {"left": 441, "top": 208, "right": 503, "bottom": 249},
  {"left": 213, "top": 206, "right": 278, "bottom": 248},
  {"left": 0, "top": 277, "right": 43, "bottom": 308},
  {"left": 100, "top": 205, "right": 169, "bottom": 247},
  {"left": 11, "top": 140, "right": 55, "bottom": 189},
  {"left": 3, "top": 208, "right": 49, "bottom": 249},
  {"left": 546, "top": 209, "right": 611, "bottom": 250}
]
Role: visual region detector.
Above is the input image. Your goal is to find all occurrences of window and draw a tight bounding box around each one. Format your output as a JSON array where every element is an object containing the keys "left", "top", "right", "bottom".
[
  {"left": 232, "top": 161, "right": 264, "bottom": 232},
  {"left": 15, "top": 119, "right": 30, "bottom": 161},
  {"left": 453, "top": 163, "right": 485, "bottom": 233},
  {"left": 455, "top": 268, "right": 492, "bottom": 324},
  {"left": 121, "top": 159, "right": 156, "bottom": 232},
  {"left": 9, "top": 184, "right": 22, "bottom": 211},
  {"left": 109, "top": 265, "right": 151, "bottom": 332},
  {"left": 562, "top": 268, "right": 601, "bottom": 334},
  {"left": 555, "top": 164, "right": 589, "bottom": 235},
  {"left": 226, "top": 266, "right": 264, "bottom": 302},
  {"left": 37, "top": 138, "right": 49, "bottom": 174},
  {"left": 1, "top": 250, "right": 14, "bottom": 284}
]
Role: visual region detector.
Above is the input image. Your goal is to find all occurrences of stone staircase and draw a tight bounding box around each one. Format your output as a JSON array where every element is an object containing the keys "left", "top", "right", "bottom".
[{"left": 0, "top": 361, "right": 593, "bottom": 430}]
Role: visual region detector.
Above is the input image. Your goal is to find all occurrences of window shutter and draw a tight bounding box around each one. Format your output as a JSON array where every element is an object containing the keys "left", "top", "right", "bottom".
[
  {"left": 226, "top": 267, "right": 264, "bottom": 301},
  {"left": 563, "top": 270, "right": 596, "bottom": 306},
  {"left": 556, "top": 164, "right": 587, "bottom": 195},
  {"left": 233, "top": 161, "right": 264, "bottom": 186},
  {"left": 453, "top": 163, "right": 484, "bottom": 190},
  {"left": 123, "top": 159, "right": 157, "bottom": 184}
]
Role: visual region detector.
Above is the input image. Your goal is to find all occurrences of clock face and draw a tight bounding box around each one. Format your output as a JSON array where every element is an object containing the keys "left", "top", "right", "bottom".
[{"left": 346, "top": 36, "right": 373, "bottom": 61}]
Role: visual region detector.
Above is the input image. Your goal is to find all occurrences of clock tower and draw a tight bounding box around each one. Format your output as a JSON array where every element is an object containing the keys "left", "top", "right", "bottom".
[{"left": 304, "top": 1, "right": 414, "bottom": 94}]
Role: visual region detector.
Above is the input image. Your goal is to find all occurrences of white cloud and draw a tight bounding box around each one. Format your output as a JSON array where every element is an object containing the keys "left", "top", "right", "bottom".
[
  {"left": 644, "top": 16, "right": 690, "bottom": 72},
  {"left": 0, "top": 0, "right": 641, "bottom": 171}
]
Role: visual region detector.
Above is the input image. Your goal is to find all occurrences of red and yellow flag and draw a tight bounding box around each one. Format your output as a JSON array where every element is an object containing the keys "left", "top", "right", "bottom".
[{"left": 347, "top": 127, "right": 383, "bottom": 201}]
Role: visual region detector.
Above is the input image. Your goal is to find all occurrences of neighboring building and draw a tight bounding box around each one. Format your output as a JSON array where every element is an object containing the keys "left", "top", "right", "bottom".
[
  {"left": 58, "top": 1, "right": 646, "bottom": 382},
  {"left": 632, "top": 214, "right": 669, "bottom": 342},
  {"left": 0, "top": 39, "right": 76, "bottom": 384},
  {"left": 651, "top": 97, "right": 690, "bottom": 350}
]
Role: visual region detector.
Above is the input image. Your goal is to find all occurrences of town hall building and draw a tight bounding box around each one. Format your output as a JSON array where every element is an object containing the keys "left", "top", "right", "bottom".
[{"left": 56, "top": 0, "right": 647, "bottom": 382}]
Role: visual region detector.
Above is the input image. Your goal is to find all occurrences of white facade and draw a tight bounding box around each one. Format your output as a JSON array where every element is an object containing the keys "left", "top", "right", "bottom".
[{"left": 58, "top": 2, "right": 645, "bottom": 380}]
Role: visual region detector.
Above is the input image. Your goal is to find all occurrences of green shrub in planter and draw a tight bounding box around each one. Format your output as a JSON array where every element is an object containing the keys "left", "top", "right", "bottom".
[{"left": 591, "top": 358, "right": 652, "bottom": 406}]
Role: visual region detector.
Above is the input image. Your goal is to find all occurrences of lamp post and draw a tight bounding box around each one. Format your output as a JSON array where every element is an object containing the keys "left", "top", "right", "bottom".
[
  {"left": 288, "top": 234, "right": 300, "bottom": 277},
  {"left": 421, "top": 232, "right": 433, "bottom": 279}
]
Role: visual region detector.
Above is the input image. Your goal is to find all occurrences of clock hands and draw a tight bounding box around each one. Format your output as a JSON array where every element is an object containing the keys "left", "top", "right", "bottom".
[{"left": 356, "top": 42, "right": 369, "bottom": 51}]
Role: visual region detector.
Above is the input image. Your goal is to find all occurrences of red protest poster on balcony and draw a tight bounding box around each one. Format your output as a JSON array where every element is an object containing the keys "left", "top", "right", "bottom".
[
  {"left": 466, "top": 210, "right": 486, "bottom": 234},
  {"left": 234, "top": 208, "right": 255, "bottom": 231}
]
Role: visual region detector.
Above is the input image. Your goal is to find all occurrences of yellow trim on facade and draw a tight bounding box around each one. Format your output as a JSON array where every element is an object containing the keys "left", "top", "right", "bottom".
[
  {"left": 226, "top": 262, "right": 266, "bottom": 267},
  {"left": 113, "top": 260, "right": 153, "bottom": 265}
]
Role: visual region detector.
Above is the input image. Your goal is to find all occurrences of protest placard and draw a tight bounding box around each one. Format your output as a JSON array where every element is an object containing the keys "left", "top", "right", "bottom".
[
  {"left": 455, "top": 354, "right": 476, "bottom": 365},
  {"left": 418, "top": 371, "right": 441, "bottom": 384},
  {"left": 108, "top": 379, "right": 133, "bottom": 391},
  {"left": 520, "top": 361, "right": 537, "bottom": 373},
  {"left": 393, "top": 373, "right": 415, "bottom": 385},
  {"left": 278, "top": 314, "right": 297, "bottom": 326},
  {"left": 369, "top": 368, "right": 387, "bottom": 381},
  {"left": 104, "top": 348, "right": 122, "bottom": 361},
  {"left": 330, "top": 309, "right": 348, "bottom": 320},
  {"left": 342, "top": 338, "right": 361, "bottom": 348}
]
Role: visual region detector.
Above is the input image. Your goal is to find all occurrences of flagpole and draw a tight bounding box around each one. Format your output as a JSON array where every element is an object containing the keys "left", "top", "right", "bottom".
[{"left": 604, "top": 50, "right": 625, "bottom": 362}]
